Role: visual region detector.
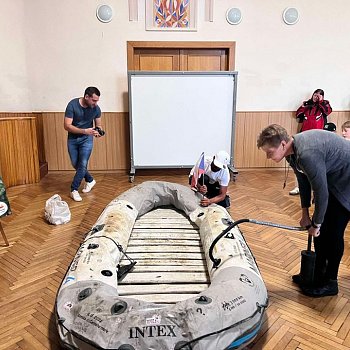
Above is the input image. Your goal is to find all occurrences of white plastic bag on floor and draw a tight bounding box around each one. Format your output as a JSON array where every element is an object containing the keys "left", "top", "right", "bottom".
[{"left": 45, "top": 194, "right": 71, "bottom": 225}]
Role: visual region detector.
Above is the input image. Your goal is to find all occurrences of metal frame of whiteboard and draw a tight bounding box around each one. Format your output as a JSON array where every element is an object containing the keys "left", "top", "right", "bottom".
[{"left": 128, "top": 71, "right": 238, "bottom": 180}]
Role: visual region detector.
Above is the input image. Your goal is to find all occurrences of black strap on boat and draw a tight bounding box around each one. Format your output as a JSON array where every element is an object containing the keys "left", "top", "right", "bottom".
[
  {"left": 85, "top": 235, "right": 137, "bottom": 281},
  {"left": 57, "top": 318, "right": 107, "bottom": 350},
  {"left": 209, "top": 218, "right": 308, "bottom": 268},
  {"left": 85, "top": 225, "right": 137, "bottom": 280},
  {"left": 175, "top": 300, "right": 268, "bottom": 350},
  {"left": 79, "top": 223, "right": 106, "bottom": 239}
]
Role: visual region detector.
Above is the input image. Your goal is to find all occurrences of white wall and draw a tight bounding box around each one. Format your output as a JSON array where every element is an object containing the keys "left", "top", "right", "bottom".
[
  {"left": 0, "top": 0, "right": 30, "bottom": 111},
  {"left": 1, "top": 0, "right": 350, "bottom": 112}
]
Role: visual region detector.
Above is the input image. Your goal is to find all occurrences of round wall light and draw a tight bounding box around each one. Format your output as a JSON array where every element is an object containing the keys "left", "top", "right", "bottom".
[
  {"left": 96, "top": 4, "right": 114, "bottom": 23},
  {"left": 226, "top": 8, "right": 242, "bottom": 25},
  {"left": 282, "top": 7, "right": 299, "bottom": 25}
]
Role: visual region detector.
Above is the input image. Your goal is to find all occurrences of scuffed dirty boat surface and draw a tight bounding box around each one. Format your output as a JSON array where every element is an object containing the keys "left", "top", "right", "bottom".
[{"left": 56, "top": 181, "right": 268, "bottom": 350}]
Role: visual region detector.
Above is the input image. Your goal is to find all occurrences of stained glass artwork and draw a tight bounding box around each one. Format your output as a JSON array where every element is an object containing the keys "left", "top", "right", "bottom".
[
  {"left": 153, "top": 0, "right": 190, "bottom": 28},
  {"left": 146, "top": 0, "right": 197, "bottom": 31}
]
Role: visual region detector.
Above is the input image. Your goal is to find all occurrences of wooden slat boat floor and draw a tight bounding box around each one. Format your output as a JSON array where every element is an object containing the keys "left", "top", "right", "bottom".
[
  {"left": 128, "top": 265, "right": 207, "bottom": 272},
  {"left": 118, "top": 283, "right": 209, "bottom": 295},
  {"left": 1, "top": 170, "right": 350, "bottom": 349},
  {"left": 125, "top": 252, "right": 205, "bottom": 260},
  {"left": 119, "top": 208, "right": 210, "bottom": 303},
  {"left": 121, "top": 294, "right": 199, "bottom": 304},
  {"left": 131, "top": 231, "right": 200, "bottom": 239},
  {"left": 121, "top": 272, "right": 208, "bottom": 285},
  {"left": 133, "top": 223, "right": 195, "bottom": 228},
  {"left": 128, "top": 239, "right": 201, "bottom": 246},
  {"left": 122, "top": 258, "right": 205, "bottom": 266},
  {"left": 126, "top": 245, "right": 202, "bottom": 253}
]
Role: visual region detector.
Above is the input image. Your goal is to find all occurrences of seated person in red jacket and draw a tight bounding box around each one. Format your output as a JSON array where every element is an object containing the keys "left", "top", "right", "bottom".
[
  {"left": 289, "top": 89, "right": 332, "bottom": 195},
  {"left": 296, "top": 89, "right": 332, "bottom": 131}
]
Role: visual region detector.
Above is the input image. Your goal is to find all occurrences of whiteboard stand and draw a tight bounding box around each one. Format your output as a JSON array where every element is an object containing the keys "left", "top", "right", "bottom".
[
  {"left": 129, "top": 162, "right": 238, "bottom": 184},
  {"left": 128, "top": 71, "right": 238, "bottom": 182},
  {"left": 228, "top": 165, "right": 239, "bottom": 182}
]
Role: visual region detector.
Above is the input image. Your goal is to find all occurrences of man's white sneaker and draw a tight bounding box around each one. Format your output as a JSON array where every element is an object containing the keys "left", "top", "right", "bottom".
[
  {"left": 82, "top": 180, "right": 96, "bottom": 193},
  {"left": 70, "top": 190, "right": 82, "bottom": 202},
  {"left": 289, "top": 187, "right": 300, "bottom": 195}
]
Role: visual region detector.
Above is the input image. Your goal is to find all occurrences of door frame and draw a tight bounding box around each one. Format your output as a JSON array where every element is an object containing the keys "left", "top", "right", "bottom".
[{"left": 127, "top": 41, "right": 235, "bottom": 71}]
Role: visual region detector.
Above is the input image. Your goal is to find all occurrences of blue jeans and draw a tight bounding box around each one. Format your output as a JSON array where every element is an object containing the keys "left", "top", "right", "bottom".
[{"left": 67, "top": 135, "right": 94, "bottom": 191}]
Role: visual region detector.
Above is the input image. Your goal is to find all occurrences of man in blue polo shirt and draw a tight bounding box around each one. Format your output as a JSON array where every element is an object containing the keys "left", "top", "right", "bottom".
[{"left": 64, "top": 87, "right": 103, "bottom": 202}]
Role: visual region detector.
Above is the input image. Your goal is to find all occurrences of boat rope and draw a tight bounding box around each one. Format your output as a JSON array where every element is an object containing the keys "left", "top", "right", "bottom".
[
  {"left": 209, "top": 218, "right": 308, "bottom": 268},
  {"left": 85, "top": 234, "right": 134, "bottom": 264},
  {"left": 56, "top": 316, "right": 105, "bottom": 350},
  {"left": 176, "top": 300, "right": 268, "bottom": 350},
  {"left": 83, "top": 223, "right": 137, "bottom": 280}
]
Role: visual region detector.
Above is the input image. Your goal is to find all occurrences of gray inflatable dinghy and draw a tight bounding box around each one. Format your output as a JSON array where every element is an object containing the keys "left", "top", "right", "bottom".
[{"left": 55, "top": 181, "right": 268, "bottom": 349}]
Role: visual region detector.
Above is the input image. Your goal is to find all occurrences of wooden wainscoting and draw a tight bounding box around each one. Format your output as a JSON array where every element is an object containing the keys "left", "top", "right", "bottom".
[
  {"left": 42, "top": 112, "right": 130, "bottom": 171},
  {"left": 0, "top": 117, "right": 40, "bottom": 187},
  {"left": 0, "top": 112, "right": 48, "bottom": 180},
  {"left": 3, "top": 110, "right": 350, "bottom": 174},
  {"left": 235, "top": 111, "right": 297, "bottom": 168},
  {"left": 234, "top": 110, "right": 350, "bottom": 168},
  {"left": 0, "top": 112, "right": 47, "bottom": 170},
  {"left": 33, "top": 113, "right": 48, "bottom": 178}
]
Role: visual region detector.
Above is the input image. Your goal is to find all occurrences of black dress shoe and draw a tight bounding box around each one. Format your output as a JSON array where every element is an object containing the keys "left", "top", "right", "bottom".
[
  {"left": 292, "top": 274, "right": 314, "bottom": 287},
  {"left": 292, "top": 273, "right": 326, "bottom": 287},
  {"left": 292, "top": 274, "right": 303, "bottom": 285},
  {"left": 301, "top": 280, "right": 338, "bottom": 298}
]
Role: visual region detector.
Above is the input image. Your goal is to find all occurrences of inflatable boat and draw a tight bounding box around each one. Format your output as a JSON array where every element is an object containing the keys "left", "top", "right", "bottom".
[{"left": 55, "top": 181, "right": 268, "bottom": 350}]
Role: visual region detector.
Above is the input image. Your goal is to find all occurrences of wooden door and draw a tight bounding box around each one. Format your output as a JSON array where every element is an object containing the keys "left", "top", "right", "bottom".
[
  {"left": 133, "top": 49, "right": 180, "bottom": 71},
  {"left": 127, "top": 41, "right": 235, "bottom": 71},
  {"left": 180, "top": 49, "right": 228, "bottom": 71}
]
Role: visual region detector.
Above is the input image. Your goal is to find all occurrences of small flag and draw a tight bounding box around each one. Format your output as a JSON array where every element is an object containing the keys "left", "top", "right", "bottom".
[{"left": 190, "top": 152, "right": 205, "bottom": 190}]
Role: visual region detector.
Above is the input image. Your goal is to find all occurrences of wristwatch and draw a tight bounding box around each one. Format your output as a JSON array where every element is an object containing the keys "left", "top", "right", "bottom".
[{"left": 311, "top": 219, "right": 321, "bottom": 229}]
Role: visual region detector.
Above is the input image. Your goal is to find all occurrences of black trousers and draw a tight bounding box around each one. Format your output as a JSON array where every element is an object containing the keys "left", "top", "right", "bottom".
[
  {"left": 190, "top": 174, "right": 230, "bottom": 208},
  {"left": 314, "top": 192, "right": 350, "bottom": 280}
]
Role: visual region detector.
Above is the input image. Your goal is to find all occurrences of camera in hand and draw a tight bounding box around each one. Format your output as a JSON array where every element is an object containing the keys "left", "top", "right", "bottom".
[
  {"left": 93, "top": 127, "right": 105, "bottom": 136},
  {"left": 304, "top": 100, "right": 313, "bottom": 106}
]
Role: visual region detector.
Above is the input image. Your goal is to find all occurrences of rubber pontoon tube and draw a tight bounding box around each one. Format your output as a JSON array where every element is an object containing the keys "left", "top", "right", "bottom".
[{"left": 209, "top": 218, "right": 307, "bottom": 268}]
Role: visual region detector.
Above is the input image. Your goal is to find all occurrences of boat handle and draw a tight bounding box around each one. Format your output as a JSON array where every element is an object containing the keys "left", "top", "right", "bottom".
[{"left": 209, "top": 218, "right": 308, "bottom": 268}]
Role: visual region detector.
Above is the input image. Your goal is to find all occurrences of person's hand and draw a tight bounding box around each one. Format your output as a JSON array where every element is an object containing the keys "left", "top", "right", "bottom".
[
  {"left": 84, "top": 128, "right": 99, "bottom": 136},
  {"left": 300, "top": 216, "right": 311, "bottom": 228},
  {"left": 93, "top": 128, "right": 102, "bottom": 137},
  {"left": 303, "top": 100, "right": 313, "bottom": 107},
  {"left": 197, "top": 184, "right": 207, "bottom": 195},
  {"left": 308, "top": 226, "right": 321, "bottom": 237},
  {"left": 200, "top": 197, "right": 211, "bottom": 207}
]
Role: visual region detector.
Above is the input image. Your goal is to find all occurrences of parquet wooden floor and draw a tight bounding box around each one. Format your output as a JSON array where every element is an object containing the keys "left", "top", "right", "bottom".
[{"left": 0, "top": 170, "right": 349, "bottom": 350}]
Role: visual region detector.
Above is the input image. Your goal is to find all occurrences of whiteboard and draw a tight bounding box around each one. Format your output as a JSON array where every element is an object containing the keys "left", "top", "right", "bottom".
[{"left": 128, "top": 71, "right": 238, "bottom": 173}]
